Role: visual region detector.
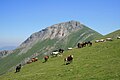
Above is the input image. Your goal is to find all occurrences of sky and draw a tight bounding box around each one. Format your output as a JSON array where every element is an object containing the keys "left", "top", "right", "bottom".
[{"left": 0, "top": 0, "right": 120, "bottom": 48}]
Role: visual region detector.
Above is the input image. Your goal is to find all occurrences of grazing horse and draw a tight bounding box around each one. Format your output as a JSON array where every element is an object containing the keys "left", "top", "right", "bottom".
[
  {"left": 95, "top": 40, "right": 100, "bottom": 43},
  {"left": 27, "top": 60, "right": 32, "bottom": 64},
  {"left": 68, "top": 48, "right": 73, "bottom": 50},
  {"left": 106, "top": 38, "right": 113, "bottom": 41},
  {"left": 87, "top": 41, "right": 92, "bottom": 46},
  {"left": 43, "top": 56, "right": 49, "bottom": 62},
  {"left": 51, "top": 50, "right": 59, "bottom": 57},
  {"left": 117, "top": 36, "right": 120, "bottom": 39},
  {"left": 77, "top": 43, "right": 81, "bottom": 48},
  {"left": 77, "top": 42, "right": 84, "bottom": 48},
  {"left": 15, "top": 64, "right": 22, "bottom": 73},
  {"left": 31, "top": 57, "right": 38, "bottom": 62},
  {"left": 64, "top": 55, "right": 73, "bottom": 65},
  {"left": 95, "top": 39, "right": 105, "bottom": 43},
  {"left": 59, "top": 49, "right": 64, "bottom": 53},
  {"left": 27, "top": 57, "right": 38, "bottom": 64},
  {"left": 77, "top": 41, "right": 92, "bottom": 48}
]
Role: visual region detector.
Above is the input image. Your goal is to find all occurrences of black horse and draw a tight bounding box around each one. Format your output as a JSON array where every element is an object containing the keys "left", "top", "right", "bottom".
[
  {"left": 87, "top": 41, "right": 92, "bottom": 46},
  {"left": 15, "top": 64, "right": 22, "bottom": 73},
  {"left": 59, "top": 49, "right": 64, "bottom": 53}
]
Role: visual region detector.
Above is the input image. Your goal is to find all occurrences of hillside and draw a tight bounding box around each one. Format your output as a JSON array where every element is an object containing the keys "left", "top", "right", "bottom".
[
  {"left": 105, "top": 29, "right": 120, "bottom": 38},
  {"left": 92, "top": 29, "right": 120, "bottom": 42},
  {"left": 0, "top": 38, "right": 120, "bottom": 80},
  {"left": 0, "top": 20, "right": 103, "bottom": 75}
]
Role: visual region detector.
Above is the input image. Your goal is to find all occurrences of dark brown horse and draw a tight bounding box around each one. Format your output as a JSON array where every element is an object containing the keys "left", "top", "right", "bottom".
[
  {"left": 43, "top": 56, "right": 49, "bottom": 63},
  {"left": 64, "top": 55, "right": 73, "bottom": 65},
  {"left": 77, "top": 41, "right": 92, "bottom": 48}
]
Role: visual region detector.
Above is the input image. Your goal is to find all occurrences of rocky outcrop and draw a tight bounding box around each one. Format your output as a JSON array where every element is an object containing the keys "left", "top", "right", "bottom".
[
  {"left": 0, "top": 50, "right": 13, "bottom": 58},
  {"left": 22, "top": 21, "right": 81, "bottom": 45},
  {"left": 18, "top": 20, "right": 83, "bottom": 54},
  {"left": 23, "top": 21, "right": 81, "bottom": 43}
]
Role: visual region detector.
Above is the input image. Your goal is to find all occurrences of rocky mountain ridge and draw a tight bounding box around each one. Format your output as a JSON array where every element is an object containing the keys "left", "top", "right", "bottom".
[
  {"left": 18, "top": 20, "right": 83, "bottom": 55},
  {"left": 20, "top": 21, "right": 82, "bottom": 47}
]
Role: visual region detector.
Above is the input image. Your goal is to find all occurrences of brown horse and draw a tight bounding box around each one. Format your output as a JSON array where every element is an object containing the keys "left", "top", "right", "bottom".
[
  {"left": 43, "top": 56, "right": 49, "bottom": 63},
  {"left": 31, "top": 57, "right": 38, "bottom": 62}
]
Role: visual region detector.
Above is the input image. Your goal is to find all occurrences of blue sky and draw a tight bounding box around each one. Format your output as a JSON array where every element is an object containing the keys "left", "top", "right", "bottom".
[{"left": 0, "top": 0, "right": 120, "bottom": 48}]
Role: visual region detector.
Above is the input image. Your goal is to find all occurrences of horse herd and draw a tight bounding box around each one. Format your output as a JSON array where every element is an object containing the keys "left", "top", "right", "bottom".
[
  {"left": 15, "top": 36, "right": 120, "bottom": 73},
  {"left": 26, "top": 57, "right": 38, "bottom": 64},
  {"left": 95, "top": 38, "right": 113, "bottom": 43},
  {"left": 77, "top": 41, "right": 92, "bottom": 48},
  {"left": 15, "top": 41, "right": 92, "bottom": 73},
  {"left": 95, "top": 36, "right": 120, "bottom": 43}
]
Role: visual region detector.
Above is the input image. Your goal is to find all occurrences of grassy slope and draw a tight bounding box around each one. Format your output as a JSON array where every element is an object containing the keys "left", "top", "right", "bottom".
[
  {"left": 105, "top": 29, "right": 120, "bottom": 38},
  {"left": 0, "top": 49, "right": 21, "bottom": 75},
  {"left": 55, "top": 26, "right": 103, "bottom": 50},
  {"left": 95, "top": 29, "right": 120, "bottom": 40},
  {"left": 0, "top": 26, "right": 102, "bottom": 75},
  {"left": 0, "top": 39, "right": 58, "bottom": 75},
  {"left": 0, "top": 39, "right": 120, "bottom": 80}
]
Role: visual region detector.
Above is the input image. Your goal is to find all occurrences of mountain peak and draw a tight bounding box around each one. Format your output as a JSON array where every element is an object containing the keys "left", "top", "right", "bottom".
[
  {"left": 18, "top": 20, "right": 102, "bottom": 56},
  {"left": 20, "top": 21, "right": 83, "bottom": 47}
]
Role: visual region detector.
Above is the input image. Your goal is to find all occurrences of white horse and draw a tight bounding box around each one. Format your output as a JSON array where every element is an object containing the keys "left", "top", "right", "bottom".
[
  {"left": 95, "top": 40, "right": 100, "bottom": 43},
  {"left": 68, "top": 48, "right": 73, "bottom": 50},
  {"left": 51, "top": 51, "right": 59, "bottom": 57},
  {"left": 106, "top": 38, "right": 112, "bottom": 41}
]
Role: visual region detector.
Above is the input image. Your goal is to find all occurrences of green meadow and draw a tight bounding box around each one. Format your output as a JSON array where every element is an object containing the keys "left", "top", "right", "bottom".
[{"left": 0, "top": 39, "right": 120, "bottom": 80}]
